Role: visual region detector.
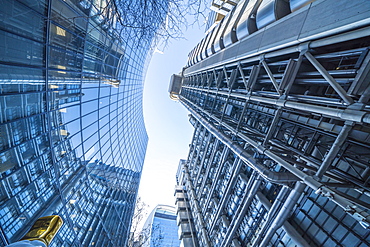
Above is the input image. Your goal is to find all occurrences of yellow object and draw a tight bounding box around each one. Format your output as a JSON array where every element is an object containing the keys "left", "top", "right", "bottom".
[{"left": 20, "top": 216, "right": 63, "bottom": 247}]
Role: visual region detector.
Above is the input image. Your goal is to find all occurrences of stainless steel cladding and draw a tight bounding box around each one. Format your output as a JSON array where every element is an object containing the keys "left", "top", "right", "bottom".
[
  {"left": 290, "top": 0, "right": 315, "bottom": 12},
  {"left": 205, "top": 21, "right": 224, "bottom": 58},
  {"left": 256, "top": 0, "right": 291, "bottom": 29},
  {"left": 200, "top": 31, "right": 213, "bottom": 59},
  {"left": 223, "top": 0, "right": 250, "bottom": 47},
  {"left": 190, "top": 44, "right": 199, "bottom": 65},
  {"left": 199, "top": 33, "right": 212, "bottom": 60},
  {"left": 235, "top": 0, "right": 261, "bottom": 41},
  {"left": 187, "top": 0, "right": 317, "bottom": 68},
  {"left": 186, "top": 49, "right": 194, "bottom": 67},
  {"left": 213, "top": 9, "right": 236, "bottom": 53},
  {"left": 196, "top": 38, "right": 206, "bottom": 62}
]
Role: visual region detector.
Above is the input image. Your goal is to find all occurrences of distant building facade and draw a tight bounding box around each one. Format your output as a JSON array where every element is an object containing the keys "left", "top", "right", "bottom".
[
  {"left": 175, "top": 160, "right": 199, "bottom": 247},
  {"left": 141, "top": 205, "right": 180, "bottom": 247},
  {"left": 0, "top": 0, "right": 166, "bottom": 246},
  {"left": 171, "top": 0, "right": 370, "bottom": 246}
]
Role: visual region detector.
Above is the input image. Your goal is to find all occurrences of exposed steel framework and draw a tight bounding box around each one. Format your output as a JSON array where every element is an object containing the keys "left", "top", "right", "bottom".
[{"left": 172, "top": 0, "right": 370, "bottom": 246}]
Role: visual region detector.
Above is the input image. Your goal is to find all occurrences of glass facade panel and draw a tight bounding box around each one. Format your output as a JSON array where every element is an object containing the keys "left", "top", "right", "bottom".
[
  {"left": 0, "top": 0, "right": 167, "bottom": 246},
  {"left": 141, "top": 205, "right": 181, "bottom": 247}
]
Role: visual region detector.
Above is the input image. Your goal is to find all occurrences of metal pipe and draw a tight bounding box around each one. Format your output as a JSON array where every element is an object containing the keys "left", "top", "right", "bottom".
[
  {"left": 263, "top": 97, "right": 368, "bottom": 123},
  {"left": 210, "top": 159, "right": 244, "bottom": 233},
  {"left": 316, "top": 123, "right": 353, "bottom": 179},
  {"left": 187, "top": 121, "right": 202, "bottom": 172},
  {"left": 221, "top": 214, "right": 230, "bottom": 227},
  {"left": 181, "top": 96, "right": 370, "bottom": 228},
  {"left": 191, "top": 84, "right": 346, "bottom": 106},
  {"left": 247, "top": 132, "right": 370, "bottom": 229},
  {"left": 359, "top": 89, "right": 370, "bottom": 105},
  {"left": 259, "top": 182, "right": 307, "bottom": 247},
  {"left": 263, "top": 108, "right": 282, "bottom": 146},
  {"left": 218, "top": 171, "right": 256, "bottom": 243},
  {"left": 261, "top": 60, "right": 281, "bottom": 95},
  {"left": 256, "top": 191, "right": 312, "bottom": 247},
  {"left": 332, "top": 188, "right": 370, "bottom": 210},
  {"left": 304, "top": 52, "right": 353, "bottom": 105},
  {"left": 194, "top": 134, "right": 212, "bottom": 188},
  {"left": 204, "top": 146, "right": 229, "bottom": 209},
  {"left": 251, "top": 186, "right": 290, "bottom": 247},
  {"left": 221, "top": 174, "right": 262, "bottom": 247},
  {"left": 361, "top": 167, "right": 370, "bottom": 185},
  {"left": 183, "top": 164, "right": 212, "bottom": 247},
  {"left": 232, "top": 239, "right": 241, "bottom": 247},
  {"left": 310, "top": 25, "right": 370, "bottom": 51},
  {"left": 183, "top": 86, "right": 370, "bottom": 124},
  {"left": 183, "top": 100, "right": 299, "bottom": 183},
  {"left": 197, "top": 140, "right": 220, "bottom": 199}
]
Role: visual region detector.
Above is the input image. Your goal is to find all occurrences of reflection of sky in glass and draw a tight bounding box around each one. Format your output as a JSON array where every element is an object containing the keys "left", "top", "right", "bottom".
[
  {"left": 143, "top": 205, "right": 180, "bottom": 247},
  {"left": 0, "top": 0, "right": 164, "bottom": 245},
  {"left": 152, "top": 216, "right": 180, "bottom": 247}
]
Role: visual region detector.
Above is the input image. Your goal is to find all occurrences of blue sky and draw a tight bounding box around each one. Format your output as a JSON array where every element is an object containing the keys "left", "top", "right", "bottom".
[{"left": 139, "top": 24, "right": 205, "bottom": 210}]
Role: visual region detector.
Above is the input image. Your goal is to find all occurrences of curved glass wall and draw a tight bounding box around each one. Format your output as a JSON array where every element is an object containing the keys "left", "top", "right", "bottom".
[
  {"left": 0, "top": 0, "right": 166, "bottom": 246},
  {"left": 141, "top": 205, "right": 180, "bottom": 247}
]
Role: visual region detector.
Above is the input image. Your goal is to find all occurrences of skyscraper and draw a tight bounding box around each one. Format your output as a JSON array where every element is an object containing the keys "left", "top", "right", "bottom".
[
  {"left": 0, "top": 0, "right": 166, "bottom": 246},
  {"left": 171, "top": 0, "right": 370, "bottom": 246},
  {"left": 175, "top": 160, "right": 199, "bottom": 247},
  {"left": 140, "top": 205, "right": 180, "bottom": 247}
]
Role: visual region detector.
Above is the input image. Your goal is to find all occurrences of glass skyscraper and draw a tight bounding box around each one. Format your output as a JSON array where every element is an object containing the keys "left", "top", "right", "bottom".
[
  {"left": 141, "top": 205, "right": 180, "bottom": 247},
  {"left": 171, "top": 0, "right": 370, "bottom": 246},
  {"left": 0, "top": 0, "right": 166, "bottom": 246}
]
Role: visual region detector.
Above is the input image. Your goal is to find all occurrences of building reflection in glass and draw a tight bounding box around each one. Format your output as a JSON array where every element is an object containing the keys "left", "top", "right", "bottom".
[{"left": 0, "top": 0, "right": 166, "bottom": 246}]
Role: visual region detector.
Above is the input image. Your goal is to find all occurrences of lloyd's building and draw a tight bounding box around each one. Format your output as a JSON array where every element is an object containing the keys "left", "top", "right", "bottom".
[
  {"left": 171, "top": 0, "right": 370, "bottom": 246},
  {"left": 0, "top": 0, "right": 166, "bottom": 246}
]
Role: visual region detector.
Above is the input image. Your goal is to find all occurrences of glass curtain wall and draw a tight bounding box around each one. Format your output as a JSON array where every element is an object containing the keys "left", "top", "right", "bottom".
[
  {"left": 141, "top": 205, "right": 180, "bottom": 247},
  {"left": 0, "top": 0, "right": 166, "bottom": 246}
]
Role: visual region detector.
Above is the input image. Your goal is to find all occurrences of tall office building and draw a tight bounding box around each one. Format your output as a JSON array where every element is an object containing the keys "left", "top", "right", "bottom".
[
  {"left": 140, "top": 205, "right": 180, "bottom": 247},
  {"left": 175, "top": 160, "right": 199, "bottom": 247},
  {"left": 171, "top": 0, "right": 370, "bottom": 246},
  {"left": 0, "top": 0, "right": 166, "bottom": 246}
]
